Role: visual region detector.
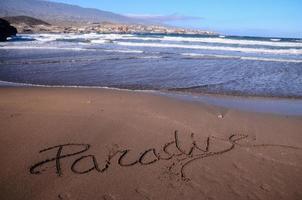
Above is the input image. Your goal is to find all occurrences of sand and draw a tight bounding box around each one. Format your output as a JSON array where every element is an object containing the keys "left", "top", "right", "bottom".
[{"left": 0, "top": 87, "right": 301, "bottom": 200}]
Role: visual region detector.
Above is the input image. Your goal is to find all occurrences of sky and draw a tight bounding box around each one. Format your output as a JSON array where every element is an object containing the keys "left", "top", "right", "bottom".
[{"left": 50, "top": 0, "right": 302, "bottom": 38}]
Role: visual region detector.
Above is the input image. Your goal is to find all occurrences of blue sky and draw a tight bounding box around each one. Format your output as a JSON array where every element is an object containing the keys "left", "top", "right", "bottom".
[{"left": 50, "top": 0, "right": 302, "bottom": 38}]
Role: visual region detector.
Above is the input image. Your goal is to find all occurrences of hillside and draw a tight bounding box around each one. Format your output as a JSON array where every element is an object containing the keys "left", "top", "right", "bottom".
[
  {"left": 0, "top": 0, "right": 216, "bottom": 35},
  {"left": 0, "top": 0, "right": 145, "bottom": 25},
  {"left": 3, "top": 16, "right": 50, "bottom": 26}
]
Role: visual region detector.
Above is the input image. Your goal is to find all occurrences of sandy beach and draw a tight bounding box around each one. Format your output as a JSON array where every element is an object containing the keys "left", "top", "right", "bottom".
[{"left": 0, "top": 87, "right": 302, "bottom": 200}]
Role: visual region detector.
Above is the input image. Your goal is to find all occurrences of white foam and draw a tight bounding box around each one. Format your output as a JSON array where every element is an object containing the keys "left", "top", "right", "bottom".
[
  {"left": 27, "top": 33, "right": 134, "bottom": 43},
  {"left": 90, "top": 39, "right": 108, "bottom": 44},
  {"left": 182, "top": 53, "right": 237, "bottom": 59},
  {"left": 182, "top": 53, "right": 231, "bottom": 57},
  {"left": 14, "top": 34, "right": 302, "bottom": 48},
  {"left": 0, "top": 80, "right": 156, "bottom": 93},
  {"left": 121, "top": 36, "right": 302, "bottom": 48},
  {"left": 0, "top": 46, "right": 90, "bottom": 51},
  {"left": 103, "top": 49, "right": 144, "bottom": 53},
  {"left": 240, "top": 56, "right": 302, "bottom": 63},
  {"left": 117, "top": 41, "right": 302, "bottom": 55},
  {"left": 181, "top": 53, "right": 302, "bottom": 63}
]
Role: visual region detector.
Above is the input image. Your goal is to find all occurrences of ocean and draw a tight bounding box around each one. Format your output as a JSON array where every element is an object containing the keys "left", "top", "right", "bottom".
[{"left": 0, "top": 33, "right": 302, "bottom": 98}]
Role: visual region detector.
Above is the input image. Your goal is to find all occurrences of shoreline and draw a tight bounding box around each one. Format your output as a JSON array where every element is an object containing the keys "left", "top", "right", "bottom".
[
  {"left": 1, "top": 80, "right": 302, "bottom": 116},
  {"left": 1, "top": 87, "right": 302, "bottom": 200}
]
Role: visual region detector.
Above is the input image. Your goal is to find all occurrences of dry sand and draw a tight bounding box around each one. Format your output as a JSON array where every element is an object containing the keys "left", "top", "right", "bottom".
[{"left": 0, "top": 87, "right": 301, "bottom": 200}]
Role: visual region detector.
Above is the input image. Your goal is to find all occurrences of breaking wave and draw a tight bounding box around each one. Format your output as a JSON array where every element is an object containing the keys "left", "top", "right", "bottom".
[
  {"left": 181, "top": 53, "right": 302, "bottom": 63},
  {"left": 116, "top": 41, "right": 302, "bottom": 55}
]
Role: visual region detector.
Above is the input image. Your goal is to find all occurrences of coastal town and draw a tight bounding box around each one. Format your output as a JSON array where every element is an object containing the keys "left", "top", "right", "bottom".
[{"left": 2, "top": 16, "right": 217, "bottom": 36}]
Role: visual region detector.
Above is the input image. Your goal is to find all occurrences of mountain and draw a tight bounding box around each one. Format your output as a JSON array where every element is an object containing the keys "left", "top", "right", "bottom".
[
  {"left": 0, "top": 0, "right": 146, "bottom": 25},
  {"left": 3, "top": 16, "right": 50, "bottom": 26}
]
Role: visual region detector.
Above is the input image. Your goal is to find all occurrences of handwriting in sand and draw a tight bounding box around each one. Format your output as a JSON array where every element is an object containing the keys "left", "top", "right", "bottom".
[{"left": 29, "top": 131, "right": 301, "bottom": 181}]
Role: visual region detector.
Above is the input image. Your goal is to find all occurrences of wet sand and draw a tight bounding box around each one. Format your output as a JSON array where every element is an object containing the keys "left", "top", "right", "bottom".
[{"left": 0, "top": 87, "right": 302, "bottom": 200}]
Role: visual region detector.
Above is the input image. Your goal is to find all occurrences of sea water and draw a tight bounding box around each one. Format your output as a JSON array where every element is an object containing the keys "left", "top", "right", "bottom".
[{"left": 0, "top": 33, "right": 302, "bottom": 98}]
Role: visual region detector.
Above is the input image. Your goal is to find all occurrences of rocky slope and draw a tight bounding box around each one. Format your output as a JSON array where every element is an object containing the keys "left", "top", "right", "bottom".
[{"left": 0, "top": 18, "right": 17, "bottom": 41}]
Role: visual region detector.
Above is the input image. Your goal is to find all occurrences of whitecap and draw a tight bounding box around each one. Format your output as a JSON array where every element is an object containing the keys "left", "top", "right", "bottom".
[
  {"left": 117, "top": 41, "right": 302, "bottom": 55},
  {"left": 90, "top": 39, "right": 108, "bottom": 44},
  {"left": 0, "top": 46, "right": 90, "bottom": 51},
  {"left": 103, "top": 49, "right": 144, "bottom": 53},
  {"left": 181, "top": 53, "right": 302, "bottom": 63},
  {"left": 119, "top": 35, "right": 302, "bottom": 48}
]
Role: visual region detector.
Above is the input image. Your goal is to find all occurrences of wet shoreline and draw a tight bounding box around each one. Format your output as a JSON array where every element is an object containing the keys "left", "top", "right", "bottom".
[{"left": 1, "top": 80, "right": 302, "bottom": 116}]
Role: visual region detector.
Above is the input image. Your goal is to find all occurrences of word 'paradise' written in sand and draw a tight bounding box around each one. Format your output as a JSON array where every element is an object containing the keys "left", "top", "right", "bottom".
[{"left": 29, "top": 131, "right": 301, "bottom": 181}]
